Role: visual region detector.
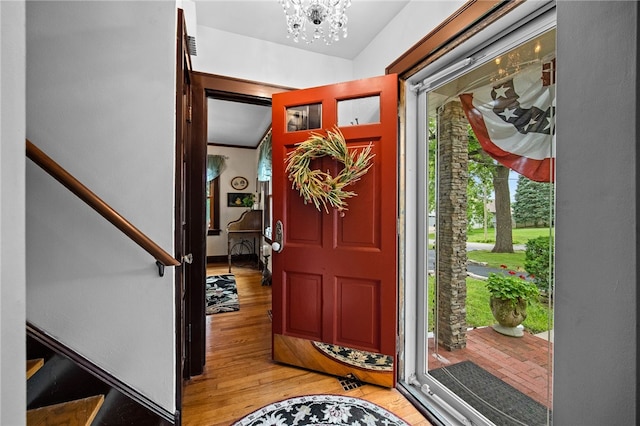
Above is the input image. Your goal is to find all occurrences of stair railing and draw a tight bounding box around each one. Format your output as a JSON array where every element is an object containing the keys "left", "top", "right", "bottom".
[{"left": 26, "top": 139, "right": 181, "bottom": 276}]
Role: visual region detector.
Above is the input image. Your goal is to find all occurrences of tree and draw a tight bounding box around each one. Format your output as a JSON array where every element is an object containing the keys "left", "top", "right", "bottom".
[
  {"left": 467, "top": 161, "right": 493, "bottom": 240},
  {"left": 513, "top": 174, "right": 554, "bottom": 227},
  {"left": 467, "top": 127, "right": 514, "bottom": 252},
  {"left": 491, "top": 164, "right": 514, "bottom": 252}
]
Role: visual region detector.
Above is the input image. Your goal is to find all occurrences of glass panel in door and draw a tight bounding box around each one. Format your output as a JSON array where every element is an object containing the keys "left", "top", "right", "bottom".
[{"left": 425, "top": 29, "right": 556, "bottom": 425}]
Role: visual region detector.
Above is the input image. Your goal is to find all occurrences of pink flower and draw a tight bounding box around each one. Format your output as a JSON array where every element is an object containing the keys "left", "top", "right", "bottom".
[{"left": 508, "top": 271, "right": 516, "bottom": 275}]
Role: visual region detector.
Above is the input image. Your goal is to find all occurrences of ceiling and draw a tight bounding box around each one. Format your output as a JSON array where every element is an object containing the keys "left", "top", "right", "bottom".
[
  {"left": 196, "top": 0, "right": 410, "bottom": 148},
  {"left": 193, "top": 1, "right": 409, "bottom": 60},
  {"left": 207, "top": 98, "right": 272, "bottom": 148}
]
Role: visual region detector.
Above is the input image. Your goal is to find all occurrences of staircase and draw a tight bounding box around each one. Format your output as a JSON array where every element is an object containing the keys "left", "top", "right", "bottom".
[
  {"left": 24, "top": 141, "right": 181, "bottom": 425},
  {"left": 26, "top": 333, "right": 173, "bottom": 425}
]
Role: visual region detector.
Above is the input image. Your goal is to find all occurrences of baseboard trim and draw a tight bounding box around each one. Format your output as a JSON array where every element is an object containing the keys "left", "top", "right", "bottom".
[
  {"left": 207, "top": 255, "right": 262, "bottom": 266},
  {"left": 26, "top": 322, "right": 176, "bottom": 425},
  {"left": 207, "top": 255, "right": 227, "bottom": 264}
]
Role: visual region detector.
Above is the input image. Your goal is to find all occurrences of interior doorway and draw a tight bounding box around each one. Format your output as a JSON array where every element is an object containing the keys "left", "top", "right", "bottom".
[{"left": 185, "top": 73, "right": 290, "bottom": 377}]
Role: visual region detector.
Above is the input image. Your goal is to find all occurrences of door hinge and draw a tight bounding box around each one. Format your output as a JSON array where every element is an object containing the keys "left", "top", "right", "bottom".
[
  {"left": 187, "top": 105, "right": 193, "bottom": 123},
  {"left": 188, "top": 324, "right": 192, "bottom": 343}
]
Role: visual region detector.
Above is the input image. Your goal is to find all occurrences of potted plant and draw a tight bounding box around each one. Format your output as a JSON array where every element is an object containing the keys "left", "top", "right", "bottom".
[
  {"left": 486, "top": 265, "right": 539, "bottom": 337},
  {"left": 241, "top": 193, "right": 255, "bottom": 208}
]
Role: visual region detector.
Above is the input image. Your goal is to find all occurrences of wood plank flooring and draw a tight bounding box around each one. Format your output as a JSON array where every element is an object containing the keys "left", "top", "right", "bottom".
[{"left": 181, "top": 263, "right": 431, "bottom": 426}]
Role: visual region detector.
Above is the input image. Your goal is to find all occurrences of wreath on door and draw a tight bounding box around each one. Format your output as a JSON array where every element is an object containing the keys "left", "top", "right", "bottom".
[{"left": 285, "top": 127, "right": 375, "bottom": 215}]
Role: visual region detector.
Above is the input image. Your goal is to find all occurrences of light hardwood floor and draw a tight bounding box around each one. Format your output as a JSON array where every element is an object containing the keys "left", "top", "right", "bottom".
[{"left": 181, "top": 263, "right": 432, "bottom": 426}]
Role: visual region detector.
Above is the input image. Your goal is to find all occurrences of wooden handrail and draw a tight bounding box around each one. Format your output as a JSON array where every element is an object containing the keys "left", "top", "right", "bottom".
[{"left": 26, "top": 139, "right": 181, "bottom": 272}]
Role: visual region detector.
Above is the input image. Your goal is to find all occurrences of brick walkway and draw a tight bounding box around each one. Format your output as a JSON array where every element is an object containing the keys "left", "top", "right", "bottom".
[{"left": 428, "top": 326, "right": 553, "bottom": 408}]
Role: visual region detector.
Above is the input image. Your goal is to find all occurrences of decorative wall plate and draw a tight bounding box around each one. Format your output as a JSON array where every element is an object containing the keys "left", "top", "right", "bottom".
[{"left": 231, "top": 176, "right": 248, "bottom": 190}]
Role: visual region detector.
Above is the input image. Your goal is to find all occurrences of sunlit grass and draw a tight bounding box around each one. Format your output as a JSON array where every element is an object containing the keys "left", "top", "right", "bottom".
[
  {"left": 465, "top": 277, "right": 495, "bottom": 327},
  {"left": 466, "top": 250, "right": 526, "bottom": 270},
  {"left": 466, "top": 227, "right": 553, "bottom": 244}
]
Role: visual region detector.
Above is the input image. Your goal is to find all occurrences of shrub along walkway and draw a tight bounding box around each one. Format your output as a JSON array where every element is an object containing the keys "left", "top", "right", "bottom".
[{"left": 428, "top": 326, "right": 553, "bottom": 408}]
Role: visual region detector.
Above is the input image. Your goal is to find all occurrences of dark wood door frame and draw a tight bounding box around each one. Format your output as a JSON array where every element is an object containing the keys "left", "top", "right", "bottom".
[
  {"left": 186, "top": 72, "right": 291, "bottom": 377},
  {"left": 175, "top": 8, "right": 191, "bottom": 423}
]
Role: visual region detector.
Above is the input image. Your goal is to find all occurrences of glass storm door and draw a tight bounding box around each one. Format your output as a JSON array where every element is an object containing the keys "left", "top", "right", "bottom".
[{"left": 405, "top": 7, "right": 556, "bottom": 425}]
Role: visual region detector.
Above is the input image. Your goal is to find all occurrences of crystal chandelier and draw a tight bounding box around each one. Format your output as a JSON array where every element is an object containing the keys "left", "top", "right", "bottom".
[{"left": 278, "top": 0, "right": 352, "bottom": 45}]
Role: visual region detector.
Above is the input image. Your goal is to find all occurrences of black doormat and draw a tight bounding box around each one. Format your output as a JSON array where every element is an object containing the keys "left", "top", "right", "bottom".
[{"left": 429, "top": 361, "right": 550, "bottom": 426}]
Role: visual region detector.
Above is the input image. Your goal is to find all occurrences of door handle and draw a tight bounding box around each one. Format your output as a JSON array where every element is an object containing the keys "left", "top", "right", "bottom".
[{"left": 272, "top": 220, "right": 283, "bottom": 253}]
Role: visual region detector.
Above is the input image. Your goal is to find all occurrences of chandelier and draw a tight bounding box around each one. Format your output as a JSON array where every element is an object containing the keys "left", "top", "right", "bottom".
[{"left": 278, "top": 0, "right": 351, "bottom": 45}]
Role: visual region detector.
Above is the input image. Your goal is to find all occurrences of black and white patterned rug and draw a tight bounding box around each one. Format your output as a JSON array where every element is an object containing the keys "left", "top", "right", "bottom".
[
  {"left": 232, "top": 394, "right": 409, "bottom": 425},
  {"left": 206, "top": 274, "right": 239, "bottom": 314},
  {"left": 312, "top": 342, "right": 393, "bottom": 372}
]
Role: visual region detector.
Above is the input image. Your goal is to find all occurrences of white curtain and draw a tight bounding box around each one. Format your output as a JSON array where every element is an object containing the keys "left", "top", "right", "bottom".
[
  {"left": 207, "top": 155, "right": 226, "bottom": 182},
  {"left": 257, "top": 131, "right": 272, "bottom": 182}
]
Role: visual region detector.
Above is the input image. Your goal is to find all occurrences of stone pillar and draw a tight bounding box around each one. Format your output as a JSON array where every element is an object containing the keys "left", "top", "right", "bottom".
[{"left": 436, "top": 101, "right": 468, "bottom": 351}]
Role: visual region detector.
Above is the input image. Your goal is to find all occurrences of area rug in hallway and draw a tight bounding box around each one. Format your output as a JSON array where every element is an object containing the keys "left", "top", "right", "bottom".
[
  {"left": 429, "top": 360, "right": 550, "bottom": 426},
  {"left": 232, "top": 394, "right": 409, "bottom": 425},
  {"left": 205, "top": 274, "right": 239, "bottom": 314}
]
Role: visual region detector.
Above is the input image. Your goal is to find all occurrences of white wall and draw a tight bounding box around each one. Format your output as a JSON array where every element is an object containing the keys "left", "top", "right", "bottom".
[
  {"left": 26, "top": 1, "right": 177, "bottom": 413},
  {"left": 554, "top": 2, "right": 637, "bottom": 423},
  {"left": 192, "top": 26, "right": 353, "bottom": 88},
  {"left": 192, "top": 2, "right": 464, "bottom": 87},
  {"left": 353, "top": 1, "right": 465, "bottom": 79},
  {"left": 207, "top": 146, "right": 259, "bottom": 257},
  {"left": 0, "top": 1, "right": 26, "bottom": 424}
]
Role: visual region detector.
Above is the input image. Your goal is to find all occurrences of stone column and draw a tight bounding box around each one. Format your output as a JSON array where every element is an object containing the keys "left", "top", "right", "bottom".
[{"left": 436, "top": 101, "right": 468, "bottom": 351}]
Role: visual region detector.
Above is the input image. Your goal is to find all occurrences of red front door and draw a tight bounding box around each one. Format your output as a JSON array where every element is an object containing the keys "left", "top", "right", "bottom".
[{"left": 271, "top": 74, "right": 398, "bottom": 387}]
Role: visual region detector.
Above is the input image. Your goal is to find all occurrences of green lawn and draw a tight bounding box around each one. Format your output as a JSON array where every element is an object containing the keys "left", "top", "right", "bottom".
[
  {"left": 466, "top": 227, "right": 553, "bottom": 244},
  {"left": 466, "top": 250, "right": 526, "bottom": 270}
]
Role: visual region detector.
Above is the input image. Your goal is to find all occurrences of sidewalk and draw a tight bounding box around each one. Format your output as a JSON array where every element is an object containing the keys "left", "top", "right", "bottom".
[{"left": 466, "top": 241, "right": 526, "bottom": 251}]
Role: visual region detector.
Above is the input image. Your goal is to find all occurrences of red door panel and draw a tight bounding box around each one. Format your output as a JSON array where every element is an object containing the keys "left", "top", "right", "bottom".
[
  {"left": 272, "top": 74, "right": 398, "bottom": 387},
  {"left": 335, "top": 277, "right": 381, "bottom": 349},
  {"left": 285, "top": 156, "right": 324, "bottom": 246},
  {"left": 335, "top": 137, "right": 381, "bottom": 249},
  {"left": 285, "top": 272, "right": 323, "bottom": 340}
]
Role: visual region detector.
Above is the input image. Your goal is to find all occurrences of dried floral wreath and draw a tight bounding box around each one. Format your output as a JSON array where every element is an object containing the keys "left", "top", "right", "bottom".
[{"left": 285, "top": 127, "right": 375, "bottom": 215}]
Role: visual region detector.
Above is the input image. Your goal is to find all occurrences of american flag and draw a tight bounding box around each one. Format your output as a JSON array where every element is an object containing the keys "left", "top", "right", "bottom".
[{"left": 459, "top": 60, "right": 556, "bottom": 182}]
